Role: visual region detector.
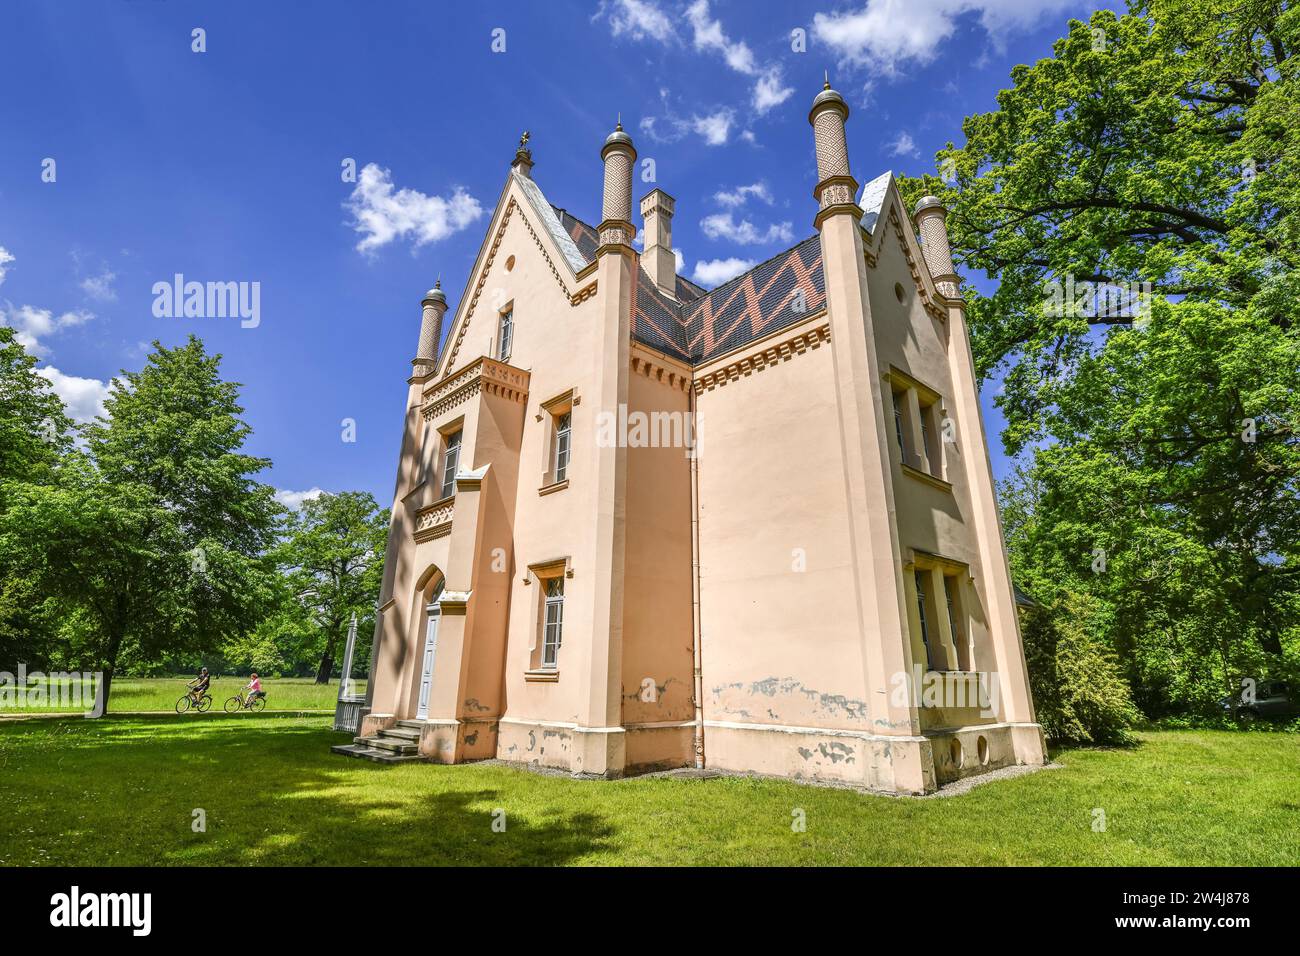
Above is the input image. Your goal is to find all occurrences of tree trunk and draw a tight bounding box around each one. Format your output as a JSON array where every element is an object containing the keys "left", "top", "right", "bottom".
[
  {"left": 314, "top": 634, "right": 338, "bottom": 685},
  {"left": 96, "top": 629, "right": 126, "bottom": 718}
]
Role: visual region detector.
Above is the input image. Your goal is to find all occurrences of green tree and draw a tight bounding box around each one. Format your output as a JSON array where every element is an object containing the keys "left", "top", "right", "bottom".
[
  {"left": 0, "top": 326, "right": 73, "bottom": 667},
  {"left": 269, "top": 491, "right": 387, "bottom": 683},
  {"left": 902, "top": 1, "right": 1300, "bottom": 714},
  {"left": 0, "top": 337, "right": 280, "bottom": 711}
]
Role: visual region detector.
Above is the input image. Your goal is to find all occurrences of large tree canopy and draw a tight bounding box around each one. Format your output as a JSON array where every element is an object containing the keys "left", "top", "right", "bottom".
[
  {"left": 262, "top": 491, "right": 387, "bottom": 684},
  {"left": 0, "top": 326, "right": 72, "bottom": 666},
  {"left": 0, "top": 336, "right": 281, "bottom": 710},
  {"left": 901, "top": 0, "right": 1300, "bottom": 715}
]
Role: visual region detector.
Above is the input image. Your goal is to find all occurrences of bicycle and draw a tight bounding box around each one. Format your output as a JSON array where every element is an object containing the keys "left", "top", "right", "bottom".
[
  {"left": 224, "top": 689, "right": 267, "bottom": 713},
  {"left": 176, "top": 690, "right": 212, "bottom": 714}
]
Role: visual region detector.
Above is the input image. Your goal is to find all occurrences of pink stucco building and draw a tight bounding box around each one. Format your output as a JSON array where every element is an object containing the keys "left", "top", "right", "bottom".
[{"left": 333, "top": 82, "right": 1046, "bottom": 794}]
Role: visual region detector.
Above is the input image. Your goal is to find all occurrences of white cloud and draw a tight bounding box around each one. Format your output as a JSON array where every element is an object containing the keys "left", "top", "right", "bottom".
[
  {"left": 686, "top": 0, "right": 793, "bottom": 115},
  {"left": 643, "top": 105, "right": 737, "bottom": 146},
  {"left": 812, "top": 0, "right": 1080, "bottom": 76},
  {"left": 0, "top": 247, "right": 13, "bottom": 287},
  {"left": 275, "top": 487, "right": 326, "bottom": 510},
  {"left": 753, "top": 67, "right": 794, "bottom": 114},
  {"left": 692, "top": 257, "right": 757, "bottom": 286},
  {"left": 691, "top": 109, "right": 735, "bottom": 146},
  {"left": 597, "top": 0, "right": 675, "bottom": 43},
  {"left": 700, "top": 212, "right": 794, "bottom": 246},
  {"left": 35, "top": 366, "right": 109, "bottom": 424},
  {"left": 887, "top": 131, "right": 921, "bottom": 158},
  {"left": 345, "top": 164, "right": 484, "bottom": 255},
  {"left": 673, "top": 248, "right": 687, "bottom": 273},
  {"left": 80, "top": 268, "right": 117, "bottom": 302},
  {"left": 686, "top": 0, "right": 756, "bottom": 73},
  {"left": 714, "top": 182, "right": 773, "bottom": 207},
  {"left": 0, "top": 303, "right": 94, "bottom": 357}
]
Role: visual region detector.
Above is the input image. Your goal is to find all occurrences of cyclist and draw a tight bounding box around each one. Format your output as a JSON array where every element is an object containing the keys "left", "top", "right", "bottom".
[
  {"left": 243, "top": 672, "right": 265, "bottom": 707},
  {"left": 186, "top": 667, "right": 211, "bottom": 704}
]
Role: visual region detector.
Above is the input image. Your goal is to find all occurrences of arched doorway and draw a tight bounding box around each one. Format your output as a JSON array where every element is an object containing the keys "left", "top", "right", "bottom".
[{"left": 415, "top": 579, "right": 444, "bottom": 720}]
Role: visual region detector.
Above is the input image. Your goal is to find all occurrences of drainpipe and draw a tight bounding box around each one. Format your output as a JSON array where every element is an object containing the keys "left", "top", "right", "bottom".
[{"left": 688, "top": 385, "right": 705, "bottom": 769}]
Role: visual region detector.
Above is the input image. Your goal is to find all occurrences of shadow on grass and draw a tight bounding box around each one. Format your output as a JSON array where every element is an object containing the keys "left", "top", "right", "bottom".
[{"left": 0, "top": 715, "right": 616, "bottom": 866}]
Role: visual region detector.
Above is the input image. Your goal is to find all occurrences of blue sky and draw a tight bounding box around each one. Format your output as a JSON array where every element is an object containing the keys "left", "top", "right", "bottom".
[{"left": 0, "top": 0, "right": 1112, "bottom": 507}]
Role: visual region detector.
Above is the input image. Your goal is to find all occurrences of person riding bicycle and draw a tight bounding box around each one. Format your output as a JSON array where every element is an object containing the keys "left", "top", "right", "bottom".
[
  {"left": 187, "top": 667, "right": 210, "bottom": 703},
  {"left": 244, "top": 673, "right": 265, "bottom": 706}
]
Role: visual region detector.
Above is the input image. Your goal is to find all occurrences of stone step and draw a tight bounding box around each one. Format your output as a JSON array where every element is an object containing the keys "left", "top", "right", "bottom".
[
  {"left": 351, "top": 733, "right": 414, "bottom": 749},
  {"left": 396, "top": 719, "right": 427, "bottom": 731},
  {"left": 385, "top": 727, "right": 421, "bottom": 741},
  {"left": 368, "top": 736, "right": 418, "bottom": 755},
  {"left": 331, "top": 743, "right": 425, "bottom": 764}
]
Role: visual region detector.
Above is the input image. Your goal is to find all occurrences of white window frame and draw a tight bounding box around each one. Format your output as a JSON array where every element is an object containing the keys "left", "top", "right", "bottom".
[
  {"left": 498, "top": 308, "right": 514, "bottom": 362},
  {"left": 439, "top": 429, "right": 462, "bottom": 500},
  {"left": 914, "top": 569, "right": 935, "bottom": 670},
  {"left": 541, "top": 576, "right": 564, "bottom": 669},
  {"left": 553, "top": 411, "right": 572, "bottom": 483}
]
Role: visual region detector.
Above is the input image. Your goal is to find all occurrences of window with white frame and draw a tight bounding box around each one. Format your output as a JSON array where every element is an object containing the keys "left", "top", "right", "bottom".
[
  {"left": 892, "top": 389, "right": 907, "bottom": 456},
  {"left": 553, "top": 411, "right": 572, "bottom": 482},
  {"left": 944, "top": 574, "right": 971, "bottom": 671},
  {"left": 541, "top": 576, "right": 564, "bottom": 668},
  {"left": 913, "top": 569, "right": 936, "bottom": 670},
  {"left": 498, "top": 308, "right": 513, "bottom": 361},
  {"left": 439, "top": 429, "right": 461, "bottom": 499},
  {"left": 890, "top": 370, "right": 946, "bottom": 482}
]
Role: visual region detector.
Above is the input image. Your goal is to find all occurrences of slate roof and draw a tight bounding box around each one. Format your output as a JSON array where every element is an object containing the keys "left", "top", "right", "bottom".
[{"left": 549, "top": 204, "right": 825, "bottom": 366}]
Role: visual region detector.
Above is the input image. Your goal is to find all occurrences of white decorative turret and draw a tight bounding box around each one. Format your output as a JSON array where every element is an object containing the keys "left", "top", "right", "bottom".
[
  {"left": 913, "top": 197, "right": 960, "bottom": 299},
  {"left": 415, "top": 280, "right": 447, "bottom": 374},
  {"left": 598, "top": 120, "right": 637, "bottom": 249},
  {"left": 808, "top": 76, "right": 857, "bottom": 219}
]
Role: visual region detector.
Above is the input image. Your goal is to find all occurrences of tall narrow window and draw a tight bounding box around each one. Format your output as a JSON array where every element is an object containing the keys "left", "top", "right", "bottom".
[
  {"left": 944, "top": 575, "right": 970, "bottom": 670},
  {"left": 439, "top": 430, "right": 461, "bottom": 499},
  {"left": 892, "top": 391, "right": 906, "bottom": 454},
  {"left": 914, "top": 570, "right": 935, "bottom": 670},
  {"left": 542, "top": 577, "right": 564, "bottom": 668},
  {"left": 498, "top": 309, "right": 513, "bottom": 361},
  {"left": 554, "top": 411, "right": 572, "bottom": 482},
  {"left": 418, "top": 423, "right": 433, "bottom": 484}
]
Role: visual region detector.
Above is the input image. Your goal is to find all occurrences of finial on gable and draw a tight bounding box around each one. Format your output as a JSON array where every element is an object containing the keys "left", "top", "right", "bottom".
[{"left": 512, "top": 130, "right": 534, "bottom": 178}]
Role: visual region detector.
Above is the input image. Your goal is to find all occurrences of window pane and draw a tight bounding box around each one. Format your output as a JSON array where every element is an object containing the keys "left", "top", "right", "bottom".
[
  {"left": 914, "top": 570, "right": 933, "bottom": 669},
  {"left": 440, "top": 431, "right": 461, "bottom": 498},
  {"left": 892, "top": 393, "right": 906, "bottom": 453}
]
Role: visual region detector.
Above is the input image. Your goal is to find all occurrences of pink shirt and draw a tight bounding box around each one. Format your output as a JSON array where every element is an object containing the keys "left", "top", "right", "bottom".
[{"left": 249, "top": 677, "right": 262, "bottom": 692}]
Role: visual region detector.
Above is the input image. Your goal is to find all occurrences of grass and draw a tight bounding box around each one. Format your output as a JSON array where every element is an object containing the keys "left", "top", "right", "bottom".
[
  {"left": 0, "top": 715, "right": 1296, "bottom": 866},
  {"left": 0, "top": 676, "right": 361, "bottom": 713}
]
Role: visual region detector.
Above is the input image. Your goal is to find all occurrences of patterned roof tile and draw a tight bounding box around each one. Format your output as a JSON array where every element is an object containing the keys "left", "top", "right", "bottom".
[{"left": 549, "top": 204, "right": 825, "bottom": 366}]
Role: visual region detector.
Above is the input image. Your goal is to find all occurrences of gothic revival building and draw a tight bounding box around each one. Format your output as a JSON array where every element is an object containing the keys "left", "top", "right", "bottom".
[{"left": 333, "top": 82, "right": 1046, "bottom": 793}]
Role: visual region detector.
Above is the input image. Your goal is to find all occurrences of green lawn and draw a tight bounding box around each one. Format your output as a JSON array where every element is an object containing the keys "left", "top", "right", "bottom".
[
  {"left": 0, "top": 715, "right": 1295, "bottom": 866},
  {"left": 0, "top": 675, "right": 360, "bottom": 713}
]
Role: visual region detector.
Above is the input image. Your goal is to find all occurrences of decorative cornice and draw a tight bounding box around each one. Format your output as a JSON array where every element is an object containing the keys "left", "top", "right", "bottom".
[
  {"left": 630, "top": 353, "right": 691, "bottom": 392},
  {"left": 422, "top": 356, "right": 529, "bottom": 421},
  {"left": 570, "top": 280, "right": 598, "bottom": 305},
  {"left": 693, "top": 323, "right": 831, "bottom": 394}
]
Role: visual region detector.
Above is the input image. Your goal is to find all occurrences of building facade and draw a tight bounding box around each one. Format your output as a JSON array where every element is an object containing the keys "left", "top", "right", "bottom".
[{"left": 334, "top": 82, "right": 1047, "bottom": 794}]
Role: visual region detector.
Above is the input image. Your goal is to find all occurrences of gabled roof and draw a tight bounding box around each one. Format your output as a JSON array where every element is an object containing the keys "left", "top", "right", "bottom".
[{"left": 551, "top": 203, "right": 826, "bottom": 366}]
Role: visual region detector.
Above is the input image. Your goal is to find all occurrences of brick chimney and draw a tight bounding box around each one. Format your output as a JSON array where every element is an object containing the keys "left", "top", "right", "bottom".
[{"left": 639, "top": 188, "right": 677, "bottom": 299}]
